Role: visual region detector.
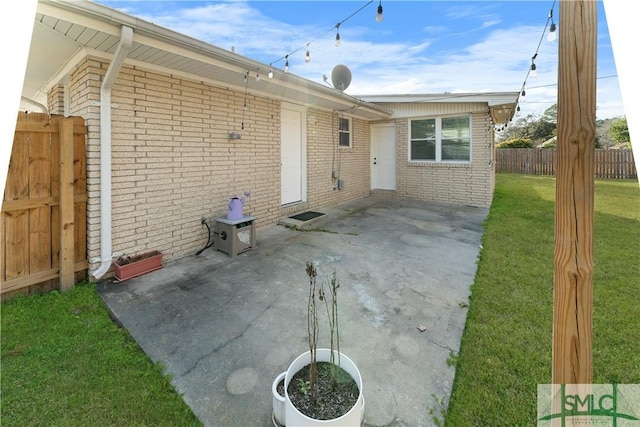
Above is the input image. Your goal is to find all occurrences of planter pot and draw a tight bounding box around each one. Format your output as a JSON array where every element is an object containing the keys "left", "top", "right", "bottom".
[
  {"left": 280, "top": 348, "right": 364, "bottom": 427},
  {"left": 272, "top": 371, "right": 286, "bottom": 426},
  {"left": 113, "top": 251, "right": 163, "bottom": 282}
]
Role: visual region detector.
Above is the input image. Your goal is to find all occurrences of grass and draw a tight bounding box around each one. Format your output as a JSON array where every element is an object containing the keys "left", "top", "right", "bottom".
[
  {"left": 1, "top": 283, "right": 202, "bottom": 427},
  {"left": 446, "top": 174, "right": 640, "bottom": 426}
]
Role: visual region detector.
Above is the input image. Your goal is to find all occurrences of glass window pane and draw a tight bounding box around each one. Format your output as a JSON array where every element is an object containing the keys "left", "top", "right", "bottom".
[
  {"left": 442, "top": 139, "right": 470, "bottom": 160},
  {"left": 442, "top": 116, "right": 469, "bottom": 135},
  {"left": 441, "top": 116, "right": 470, "bottom": 161},
  {"left": 411, "top": 140, "right": 435, "bottom": 160},
  {"left": 339, "top": 118, "right": 349, "bottom": 132},
  {"left": 339, "top": 132, "right": 350, "bottom": 147},
  {"left": 411, "top": 119, "right": 435, "bottom": 139}
]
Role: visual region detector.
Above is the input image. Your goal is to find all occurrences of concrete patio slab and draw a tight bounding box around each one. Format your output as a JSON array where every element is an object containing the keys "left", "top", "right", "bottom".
[{"left": 97, "top": 196, "right": 488, "bottom": 427}]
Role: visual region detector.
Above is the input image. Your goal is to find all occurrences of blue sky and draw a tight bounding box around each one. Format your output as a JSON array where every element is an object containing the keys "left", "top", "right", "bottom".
[{"left": 94, "top": 0, "right": 623, "bottom": 120}]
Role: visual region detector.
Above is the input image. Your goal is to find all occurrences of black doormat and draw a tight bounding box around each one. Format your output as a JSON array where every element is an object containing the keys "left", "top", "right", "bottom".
[{"left": 289, "top": 211, "right": 325, "bottom": 222}]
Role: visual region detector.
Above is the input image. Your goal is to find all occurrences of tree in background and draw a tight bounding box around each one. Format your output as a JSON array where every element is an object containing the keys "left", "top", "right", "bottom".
[
  {"left": 609, "top": 117, "right": 631, "bottom": 148},
  {"left": 498, "top": 104, "right": 557, "bottom": 146},
  {"left": 498, "top": 104, "right": 629, "bottom": 149}
]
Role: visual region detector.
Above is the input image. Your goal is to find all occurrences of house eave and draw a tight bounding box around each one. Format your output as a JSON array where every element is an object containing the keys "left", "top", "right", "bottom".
[{"left": 27, "top": 0, "right": 392, "bottom": 120}]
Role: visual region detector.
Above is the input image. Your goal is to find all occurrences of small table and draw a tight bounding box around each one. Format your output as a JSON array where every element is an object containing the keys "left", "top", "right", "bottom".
[{"left": 213, "top": 215, "right": 256, "bottom": 257}]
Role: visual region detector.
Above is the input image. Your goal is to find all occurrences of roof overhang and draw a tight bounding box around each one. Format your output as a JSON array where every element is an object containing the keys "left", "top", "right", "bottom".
[
  {"left": 359, "top": 92, "right": 519, "bottom": 125},
  {"left": 23, "top": 0, "right": 392, "bottom": 120}
]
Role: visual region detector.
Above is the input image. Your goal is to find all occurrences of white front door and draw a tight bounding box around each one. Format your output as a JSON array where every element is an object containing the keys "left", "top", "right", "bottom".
[
  {"left": 281, "top": 104, "right": 306, "bottom": 205},
  {"left": 371, "top": 124, "right": 396, "bottom": 190}
]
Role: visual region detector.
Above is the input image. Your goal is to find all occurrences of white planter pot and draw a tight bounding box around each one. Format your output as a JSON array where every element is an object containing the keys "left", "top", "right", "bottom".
[
  {"left": 272, "top": 371, "right": 286, "bottom": 426},
  {"left": 282, "top": 348, "right": 364, "bottom": 427}
]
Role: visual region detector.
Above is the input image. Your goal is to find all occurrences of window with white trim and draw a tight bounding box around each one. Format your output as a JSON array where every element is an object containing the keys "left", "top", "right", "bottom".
[
  {"left": 338, "top": 117, "right": 352, "bottom": 147},
  {"left": 410, "top": 114, "right": 471, "bottom": 162}
]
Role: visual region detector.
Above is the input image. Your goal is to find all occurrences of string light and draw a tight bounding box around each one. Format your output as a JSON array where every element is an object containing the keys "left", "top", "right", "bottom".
[
  {"left": 256, "top": 71, "right": 260, "bottom": 82},
  {"left": 530, "top": 53, "right": 538, "bottom": 78},
  {"left": 268, "top": 65, "right": 273, "bottom": 79},
  {"left": 504, "top": 1, "right": 556, "bottom": 130},
  {"left": 261, "top": 1, "right": 382, "bottom": 75},
  {"left": 548, "top": 8, "right": 557, "bottom": 41}
]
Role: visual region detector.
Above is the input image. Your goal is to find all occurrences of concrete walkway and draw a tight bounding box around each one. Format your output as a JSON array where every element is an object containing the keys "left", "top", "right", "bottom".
[{"left": 97, "top": 197, "right": 488, "bottom": 426}]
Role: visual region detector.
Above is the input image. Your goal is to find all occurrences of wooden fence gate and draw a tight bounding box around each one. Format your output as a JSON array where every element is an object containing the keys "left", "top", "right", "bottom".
[{"left": 1, "top": 113, "right": 87, "bottom": 299}]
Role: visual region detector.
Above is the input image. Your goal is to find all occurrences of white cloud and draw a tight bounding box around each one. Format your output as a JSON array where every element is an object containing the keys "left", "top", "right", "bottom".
[{"left": 97, "top": 0, "right": 624, "bottom": 119}]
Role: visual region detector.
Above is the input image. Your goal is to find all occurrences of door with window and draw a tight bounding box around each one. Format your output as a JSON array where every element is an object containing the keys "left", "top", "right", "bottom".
[
  {"left": 371, "top": 123, "right": 396, "bottom": 190},
  {"left": 281, "top": 103, "right": 306, "bottom": 205}
]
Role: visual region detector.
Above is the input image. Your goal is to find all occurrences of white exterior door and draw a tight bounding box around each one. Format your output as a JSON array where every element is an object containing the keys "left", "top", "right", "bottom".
[
  {"left": 371, "top": 124, "right": 396, "bottom": 190},
  {"left": 281, "top": 104, "right": 306, "bottom": 205}
]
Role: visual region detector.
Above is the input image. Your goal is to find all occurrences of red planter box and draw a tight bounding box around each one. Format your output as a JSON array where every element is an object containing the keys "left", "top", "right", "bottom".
[{"left": 113, "top": 251, "right": 163, "bottom": 282}]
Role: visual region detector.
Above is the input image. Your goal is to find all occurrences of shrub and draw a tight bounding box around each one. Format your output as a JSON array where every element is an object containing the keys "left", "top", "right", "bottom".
[{"left": 496, "top": 138, "right": 535, "bottom": 149}]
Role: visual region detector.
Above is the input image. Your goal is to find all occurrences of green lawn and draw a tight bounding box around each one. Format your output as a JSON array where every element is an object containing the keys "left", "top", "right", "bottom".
[
  {"left": 1, "top": 284, "right": 202, "bottom": 427},
  {"left": 446, "top": 174, "right": 640, "bottom": 426}
]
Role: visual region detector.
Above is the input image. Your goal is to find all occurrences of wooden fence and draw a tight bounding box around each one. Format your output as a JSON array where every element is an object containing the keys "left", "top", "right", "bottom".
[
  {"left": 1, "top": 113, "right": 87, "bottom": 299},
  {"left": 495, "top": 148, "right": 637, "bottom": 179}
]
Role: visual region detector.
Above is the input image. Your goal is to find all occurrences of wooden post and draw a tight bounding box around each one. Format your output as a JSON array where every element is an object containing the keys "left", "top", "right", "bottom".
[
  {"left": 59, "top": 117, "right": 75, "bottom": 291},
  {"left": 552, "top": 0, "right": 597, "bottom": 385}
]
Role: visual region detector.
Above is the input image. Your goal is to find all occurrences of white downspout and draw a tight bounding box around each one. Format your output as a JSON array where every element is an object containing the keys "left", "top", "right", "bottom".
[{"left": 91, "top": 25, "right": 133, "bottom": 279}]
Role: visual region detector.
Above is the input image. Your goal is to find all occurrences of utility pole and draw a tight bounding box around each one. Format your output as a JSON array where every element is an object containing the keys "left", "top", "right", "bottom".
[{"left": 552, "top": 0, "right": 597, "bottom": 385}]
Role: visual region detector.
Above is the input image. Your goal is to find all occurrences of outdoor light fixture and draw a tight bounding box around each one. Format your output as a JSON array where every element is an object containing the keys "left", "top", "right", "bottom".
[
  {"left": 305, "top": 44, "right": 311, "bottom": 63},
  {"left": 376, "top": 1, "right": 383, "bottom": 22},
  {"left": 548, "top": 22, "right": 557, "bottom": 41},
  {"left": 520, "top": 89, "right": 526, "bottom": 102},
  {"left": 530, "top": 54, "right": 538, "bottom": 78},
  {"left": 256, "top": 71, "right": 260, "bottom": 82},
  {"left": 284, "top": 55, "right": 289, "bottom": 73},
  {"left": 335, "top": 23, "right": 341, "bottom": 47},
  {"left": 548, "top": 9, "right": 557, "bottom": 41},
  {"left": 268, "top": 66, "right": 273, "bottom": 79}
]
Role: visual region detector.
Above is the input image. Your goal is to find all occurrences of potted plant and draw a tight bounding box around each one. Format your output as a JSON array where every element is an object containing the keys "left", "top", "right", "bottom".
[
  {"left": 113, "top": 251, "right": 163, "bottom": 282},
  {"left": 272, "top": 262, "right": 364, "bottom": 426}
]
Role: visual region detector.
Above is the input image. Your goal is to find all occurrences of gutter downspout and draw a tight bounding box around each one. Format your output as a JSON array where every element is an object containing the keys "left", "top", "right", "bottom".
[{"left": 91, "top": 25, "right": 133, "bottom": 279}]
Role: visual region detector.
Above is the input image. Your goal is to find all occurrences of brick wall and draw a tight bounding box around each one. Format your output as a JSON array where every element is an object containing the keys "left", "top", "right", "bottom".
[
  {"left": 393, "top": 110, "right": 495, "bottom": 208},
  {"left": 306, "top": 109, "right": 371, "bottom": 210},
  {"left": 53, "top": 57, "right": 374, "bottom": 273}
]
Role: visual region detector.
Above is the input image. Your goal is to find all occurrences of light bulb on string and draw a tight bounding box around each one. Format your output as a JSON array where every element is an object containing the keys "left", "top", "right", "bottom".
[
  {"left": 548, "top": 9, "right": 557, "bottom": 42},
  {"left": 305, "top": 43, "right": 311, "bottom": 63},
  {"left": 335, "top": 23, "right": 341, "bottom": 47},
  {"left": 376, "top": 1, "right": 383, "bottom": 22},
  {"left": 530, "top": 54, "right": 538, "bottom": 78},
  {"left": 284, "top": 55, "right": 289, "bottom": 73},
  {"left": 548, "top": 22, "right": 557, "bottom": 41},
  {"left": 520, "top": 89, "right": 526, "bottom": 102},
  {"left": 268, "top": 65, "right": 273, "bottom": 79},
  {"left": 256, "top": 71, "right": 260, "bottom": 82}
]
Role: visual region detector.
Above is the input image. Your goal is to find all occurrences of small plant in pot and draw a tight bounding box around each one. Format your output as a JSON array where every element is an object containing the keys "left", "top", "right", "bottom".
[
  {"left": 272, "top": 262, "right": 364, "bottom": 427},
  {"left": 113, "top": 250, "right": 163, "bottom": 282}
]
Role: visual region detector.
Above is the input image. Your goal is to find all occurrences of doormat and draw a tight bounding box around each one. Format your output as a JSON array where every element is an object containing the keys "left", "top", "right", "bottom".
[{"left": 289, "top": 211, "right": 325, "bottom": 222}]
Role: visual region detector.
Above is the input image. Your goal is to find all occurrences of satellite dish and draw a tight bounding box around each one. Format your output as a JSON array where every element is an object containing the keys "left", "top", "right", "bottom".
[{"left": 331, "top": 65, "right": 352, "bottom": 92}]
